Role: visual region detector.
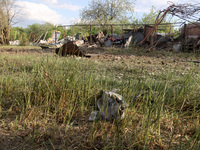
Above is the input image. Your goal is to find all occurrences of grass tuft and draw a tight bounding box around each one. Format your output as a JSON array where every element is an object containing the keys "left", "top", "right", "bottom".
[{"left": 0, "top": 48, "right": 200, "bottom": 149}]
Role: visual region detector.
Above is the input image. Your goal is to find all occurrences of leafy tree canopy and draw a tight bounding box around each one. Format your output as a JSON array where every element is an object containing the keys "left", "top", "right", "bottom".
[{"left": 80, "top": 0, "right": 136, "bottom": 25}]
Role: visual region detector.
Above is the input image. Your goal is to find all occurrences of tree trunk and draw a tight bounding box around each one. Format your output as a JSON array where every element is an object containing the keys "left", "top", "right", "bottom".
[{"left": 4, "top": 27, "right": 10, "bottom": 45}]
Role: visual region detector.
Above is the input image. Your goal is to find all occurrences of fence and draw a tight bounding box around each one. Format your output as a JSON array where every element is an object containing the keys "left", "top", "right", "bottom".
[
  {"left": 9, "top": 22, "right": 184, "bottom": 47},
  {"left": 55, "top": 22, "right": 183, "bottom": 46}
]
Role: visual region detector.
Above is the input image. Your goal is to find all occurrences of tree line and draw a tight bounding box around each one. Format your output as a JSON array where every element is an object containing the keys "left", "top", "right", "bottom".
[{"left": 1, "top": 0, "right": 174, "bottom": 46}]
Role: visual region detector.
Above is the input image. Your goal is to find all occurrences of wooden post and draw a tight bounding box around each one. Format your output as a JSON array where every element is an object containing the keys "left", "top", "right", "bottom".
[
  {"left": 111, "top": 25, "right": 113, "bottom": 46},
  {"left": 122, "top": 24, "right": 124, "bottom": 37},
  {"left": 64, "top": 27, "right": 66, "bottom": 39},
  {"left": 111, "top": 24, "right": 113, "bottom": 37},
  {"left": 90, "top": 25, "right": 92, "bottom": 44},
  {"left": 183, "top": 24, "right": 187, "bottom": 40},
  {"left": 183, "top": 24, "right": 187, "bottom": 51},
  {"left": 144, "top": 25, "right": 146, "bottom": 37},
  {"left": 151, "top": 25, "right": 157, "bottom": 48},
  {"left": 72, "top": 26, "right": 74, "bottom": 41},
  {"left": 169, "top": 24, "right": 172, "bottom": 36},
  {"left": 55, "top": 25, "right": 57, "bottom": 45}
]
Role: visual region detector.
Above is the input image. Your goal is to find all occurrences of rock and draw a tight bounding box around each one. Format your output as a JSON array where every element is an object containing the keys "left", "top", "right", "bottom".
[
  {"left": 105, "top": 40, "right": 112, "bottom": 47},
  {"left": 75, "top": 40, "right": 84, "bottom": 46}
]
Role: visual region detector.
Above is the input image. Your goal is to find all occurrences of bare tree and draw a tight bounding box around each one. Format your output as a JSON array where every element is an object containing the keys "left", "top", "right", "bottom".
[{"left": 0, "top": 0, "right": 19, "bottom": 45}]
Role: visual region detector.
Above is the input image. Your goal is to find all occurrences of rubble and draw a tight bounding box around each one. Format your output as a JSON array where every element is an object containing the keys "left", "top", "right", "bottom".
[
  {"left": 55, "top": 41, "right": 86, "bottom": 57},
  {"left": 39, "top": 30, "right": 62, "bottom": 48},
  {"left": 87, "top": 32, "right": 104, "bottom": 47},
  {"left": 89, "top": 89, "right": 128, "bottom": 121},
  {"left": 124, "top": 36, "right": 133, "bottom": 48},
  {"left": 138, "top": 2, "right": 200, "bottom": 51},
  {"left": 75, "top": 40, "right": 84, "bottom": 46},
  {"left": 173, "top": 42, "right": 182, "bottom": 52},
  {"left": 105, "top": 40, "right": 112, "bottom": 47},
  {"left": 123, "top": 28, "right": 144, "bottom": 47},
  {"left": 9, "top": 40, "right": 20, "bottom": 46}
]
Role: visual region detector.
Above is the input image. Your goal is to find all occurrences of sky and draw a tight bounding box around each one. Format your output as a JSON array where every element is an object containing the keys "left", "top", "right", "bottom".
[{"left": 14, "top": 0, "right": 198, "bottom": 27}]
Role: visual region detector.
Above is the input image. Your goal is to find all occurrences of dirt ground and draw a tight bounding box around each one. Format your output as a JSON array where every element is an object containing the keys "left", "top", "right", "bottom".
[
  {"left": 1, "top": 46, "right": 199, "bottom": 60},
  {"left": 0, "top": 48, "right": 55, "bottom": 54},
  {"left": 1, "top": 47, "right": 200, "bottom": 73},
  {"left": 0, "top": 47, "right": 200, "bottom": 149}
]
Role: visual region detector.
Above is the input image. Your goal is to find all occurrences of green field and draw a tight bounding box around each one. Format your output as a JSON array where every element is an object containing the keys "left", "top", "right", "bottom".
[{"left": 0, "top": 47, "right": 200, "bottom": 149}]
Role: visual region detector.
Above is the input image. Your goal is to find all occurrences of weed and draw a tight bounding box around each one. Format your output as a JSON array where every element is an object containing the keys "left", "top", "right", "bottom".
[{"left": 0, "top": 49, "right": 200, "bottom": 149}]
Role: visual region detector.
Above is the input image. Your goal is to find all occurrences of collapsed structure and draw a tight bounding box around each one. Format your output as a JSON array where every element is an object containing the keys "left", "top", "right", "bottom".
[
  {"left": 138, "top": 2, "right": 200, "bottom": 52},
  {"left": 57, "top": 2, "right": 200, "bottom": 56},
  {"left": 6, "top": 2, "right": 198, "bottom": 54}
]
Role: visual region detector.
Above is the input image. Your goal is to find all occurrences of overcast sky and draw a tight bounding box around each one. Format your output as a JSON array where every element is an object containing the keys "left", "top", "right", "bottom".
[{"left": 15, "top": 0, "right": 197, "bottom": 27}]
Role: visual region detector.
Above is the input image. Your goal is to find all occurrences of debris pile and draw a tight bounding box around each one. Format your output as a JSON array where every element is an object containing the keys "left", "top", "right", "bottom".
[
  {"left": 9, "top": 40, "right": 20, "bottom": 46},
  {"left": 168, "top": 3, "right": 200, "bottom": 51},
  {"left": 7, "top": 2, "right": 200, "bottom": 53},
  {"left": 137, "top": 2, "right": 200, "bottom": 52},
  {"left": 168, "top": 3, "right": 200, "bottom": 21},
  {"left": 40, "top": 31, "right": 62, "bottom": 48},
  {"left": 89, "top": 89, "right": 128, "bottom": 121},
  {"left": 55, "top": 41, "right": 86, "bottom": 57},
  {"left": 123, "top": 28, "right": 144, "bottom": 48}
]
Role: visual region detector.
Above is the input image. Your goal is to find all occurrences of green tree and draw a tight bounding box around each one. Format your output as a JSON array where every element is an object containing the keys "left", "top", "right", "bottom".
[
  {"left": 10, "top": 27, "right": 23, "bottom": 41},
  {"left": 26, "top": 22, "right": 55, "bottom": 42},
  {"left": 140, "top": 6, "right": 158, "bottom": 24},
  {"left": 19, "top": 33, "right": 28, "bottom": 46},
  {"left": 80, "top": 0, "right": 135, "bottom": 25},
  {"left": 139, "top": 6, "right": 174, "bottom": 34}
]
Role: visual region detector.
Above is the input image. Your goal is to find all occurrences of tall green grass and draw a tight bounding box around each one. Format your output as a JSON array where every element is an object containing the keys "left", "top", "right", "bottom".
[{"left": 0, "top": 52, "right": 199, "bottom": 149}]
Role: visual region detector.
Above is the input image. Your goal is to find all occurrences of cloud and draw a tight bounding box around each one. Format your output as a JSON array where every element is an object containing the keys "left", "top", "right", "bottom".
[
  {"left": 53, "top": 3, "right": 82, "bottom": 11},
  {"left": 16, "top": 1, "right": 68, "bottom": 25},
  {"left": 134, "top": 0, "right": 180, "bottom": 13},
  {"left": 30, "top": 0, "right": 82, "bottom": 11},
  {"left": 33, "top": 0, "right": 58, "bottom": 4},
  {"left": 69, "top": 17, "right": 81, "bottom": 24},
  {"left": 43, "top": 0, "right": 58, "bottom": 4}
]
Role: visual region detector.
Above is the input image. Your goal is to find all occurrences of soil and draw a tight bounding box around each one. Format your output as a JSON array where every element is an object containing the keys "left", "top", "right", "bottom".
[
  {"left": 0, "top": 48, "right": 55, "bottom": 54},
  {"left": 0, "top": 47, "right": 200, "bottom": 149}
]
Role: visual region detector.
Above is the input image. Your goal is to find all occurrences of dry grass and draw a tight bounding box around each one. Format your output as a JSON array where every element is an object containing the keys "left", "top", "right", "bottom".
[{"left": 0, "top": 47, "right": 200, "bottom": 149}]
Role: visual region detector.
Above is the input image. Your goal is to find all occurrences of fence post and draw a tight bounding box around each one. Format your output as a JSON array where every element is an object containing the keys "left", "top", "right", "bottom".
[
  {"left": 183, "top": 23, "right": 187, "bottom": 51},
  {"left": 90, "top": 25, "right": 92, "bottom": 44},
  {"left": 55, "top": 25, "right": 57, "bottom": 45},
  {"left": 64, "top": 27, "right": 66, "bottom": 39},
  {"left": 122, "top": 24, "right": 123, "bottom": 36},
  {"left": 72, "top": 26, "right": 74, "bottom": 36},
  {"left": 111, "top": 24, "right": 113, "bottom": 37}
]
